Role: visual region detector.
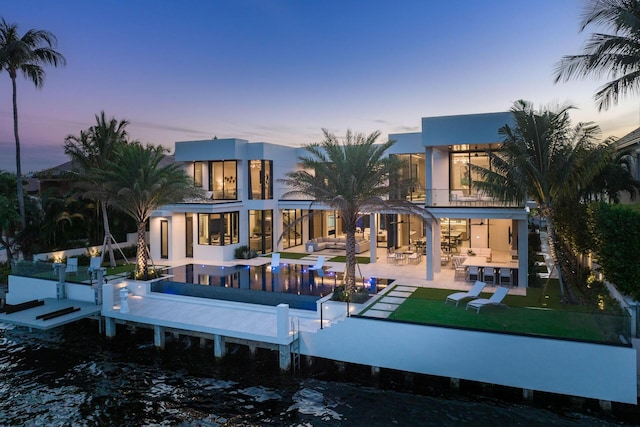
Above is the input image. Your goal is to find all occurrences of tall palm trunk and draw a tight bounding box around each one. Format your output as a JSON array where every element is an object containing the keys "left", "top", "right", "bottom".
[
  {"left": 136, "top": 221, "right": 147, "bottom": 279},
  {"left": 101, "top": 202, "right": 116, "bottom": 267},
  {"left": 11, "top": 76, "right": 25, "bottom": 229},
  {"left": 540, "top": 205, "right": 566, "bottom": 300},
  {"left": 344, "top": 230, "right": 357, "bottom": 294}
]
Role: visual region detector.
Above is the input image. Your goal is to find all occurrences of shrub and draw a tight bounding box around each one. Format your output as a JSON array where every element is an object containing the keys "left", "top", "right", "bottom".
[
  {"left": 330, "top": 285, "right": 370, "bottom": 303},
  {"left": 528, "top": 231, "right": 541, "bottom": 252},
  {"left": 0, "top": 262, "right": 10, "bottom": 285},
  {"left": 233, "top": 245, "right": 258, "bottom": 259},
  {"left": 588, "top": 203, "right": 640, "bottom": 300}
]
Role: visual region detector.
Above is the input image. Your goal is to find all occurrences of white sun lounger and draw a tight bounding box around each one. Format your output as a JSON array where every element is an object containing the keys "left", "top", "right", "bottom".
[
  {"left": 466, "top": 286, "right": 509, "bottom": 314},
  {"left": 270, "top": 253, "right": 280, "bottom": 269},
  {"left": 308, "top": 256, "right": 325, "bottom": 271},
  {"left": 445, "top": 280, "right": 486, "bottom": 306}
]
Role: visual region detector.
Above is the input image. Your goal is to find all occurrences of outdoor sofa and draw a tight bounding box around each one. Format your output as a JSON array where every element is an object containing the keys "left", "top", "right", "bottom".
[{"left": 305, "top": 236, "right": 369, "bottom": 253}]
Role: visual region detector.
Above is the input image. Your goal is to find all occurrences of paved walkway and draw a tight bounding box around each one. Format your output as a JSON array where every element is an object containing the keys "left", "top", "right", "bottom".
[{"left": 361, "top": 286, "right": 417, "bottom": 319}]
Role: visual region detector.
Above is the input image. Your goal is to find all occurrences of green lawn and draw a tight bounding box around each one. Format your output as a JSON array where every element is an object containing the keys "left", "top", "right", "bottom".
[
  {"left": 360, "top": 282, "right": 629, "bottom": 344},
  {"left": 274, "top": 252, "right": 308, "bottom": 260}
]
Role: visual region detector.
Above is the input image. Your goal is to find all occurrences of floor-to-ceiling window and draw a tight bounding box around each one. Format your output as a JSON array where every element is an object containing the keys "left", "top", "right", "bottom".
[
  {"left": 391, "top": 153, "right": 426, "bottom": 201},
  {"left": 198, "top": 212, "right": 239, "bottom": 245},
  {"left": 185, "top": 213, "right": 193, "bottom": 258},
  {"left": 209, "top": 160, "right": 237, "bottom": 200},
  {"left": 440, "top": 218, "right": 469, "bottom": 254},
  {"left": 193, "top": 162, "right": 203, "bottom": 187},
  {"left": 160, "top": 220, "right": 168, "bottom": 259},
  {"left": 248, "top": 160, "right": 273, "bottom": 199},
  {"left": 282, "top": 209, "right": 302, "bottom": 249},
  {"left": 309, "top": 210, "right": 323, "bottom": 240},
  {"left": 249, "top": 209, "right": 273, "bottom": 254},
  {"left": 449, "top": 145, "right": 496, "bottom": 196}
]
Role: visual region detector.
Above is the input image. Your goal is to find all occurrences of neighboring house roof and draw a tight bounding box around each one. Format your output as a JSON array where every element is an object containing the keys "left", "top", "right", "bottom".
[
  {"left": 27, "top": 154, "right": 176, "bottom": 197},
  {"left": 23, "top": 177, "right": 40, "bottom": 193},
  {"left": 615, "top": 127, "right": 640, "bottom": 150},
  {"left": 32, "top": 160, "right": 77, "bottom": 179}
]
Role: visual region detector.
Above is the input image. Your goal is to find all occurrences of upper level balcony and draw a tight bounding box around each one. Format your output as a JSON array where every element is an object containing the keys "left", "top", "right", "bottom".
[{"left": 425, "top": 189, "right": 524, "bottom": 208}]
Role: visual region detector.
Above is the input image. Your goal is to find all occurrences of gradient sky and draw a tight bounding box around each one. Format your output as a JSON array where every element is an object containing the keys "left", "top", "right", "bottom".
[{"left": 1, "top": 0, "right": 639, "bottom": 173}]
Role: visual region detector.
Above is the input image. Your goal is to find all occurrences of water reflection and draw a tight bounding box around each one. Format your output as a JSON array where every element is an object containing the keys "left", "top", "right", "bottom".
[{"left": 0, "top": 321, "right": 633, "bottom": 426}]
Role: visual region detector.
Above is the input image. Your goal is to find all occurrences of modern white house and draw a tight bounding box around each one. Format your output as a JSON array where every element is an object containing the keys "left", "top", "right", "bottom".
[{"left": 149, "top": 111, "right": 529, "bottom": 287}]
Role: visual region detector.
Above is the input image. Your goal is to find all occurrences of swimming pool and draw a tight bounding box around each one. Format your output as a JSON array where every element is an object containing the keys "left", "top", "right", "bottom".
[{"left": 152, "top": 263, "right": 392, "bottom": 310}]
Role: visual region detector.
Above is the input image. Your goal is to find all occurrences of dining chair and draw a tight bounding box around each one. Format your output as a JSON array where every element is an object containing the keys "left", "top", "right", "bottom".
[
  {"left": 500, "top": 268, "right": 512, "bottom": 286},
  {"left": 467, "top": 265, "right": 480, "bottom": 282},
  {"left": 387, "top": 248, "right": 397, "bottom": 265},
  {"left": 453, "top": 257, "right": 468, "bottom": 280},
  {"left": 483, "top": 267, "right": 495, "bottom": 285}
]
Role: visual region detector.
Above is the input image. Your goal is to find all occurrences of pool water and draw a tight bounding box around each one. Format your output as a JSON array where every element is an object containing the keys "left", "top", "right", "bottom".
[{"left": 161, "top": 263, "right": 391, "bottom": 297}]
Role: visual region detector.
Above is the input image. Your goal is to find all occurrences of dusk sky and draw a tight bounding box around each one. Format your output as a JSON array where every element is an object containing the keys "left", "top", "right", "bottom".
[{"left": 1, "top": 0, "right": 639, "bottom": 173}]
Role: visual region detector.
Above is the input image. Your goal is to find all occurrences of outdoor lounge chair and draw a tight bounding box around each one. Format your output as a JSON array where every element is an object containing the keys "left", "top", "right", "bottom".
[
  {"left": 445, "top": 280, "right": 486, "bottom": 306},
  {"left": 66, "top": 257, "right": 78, "bottom": 274},
  {"left": 465, "top": 286, "right": 509, "bottom": 314},
  {"left": 270, "top": 253, "right": 281, "bottom": 269},
  {"left": 308, "top": 256, "right": 325, "bottom": 271},
  {"left": 308, "top": 256, "right": 325, "bottom": 277},
  {"left": 89, "top": 256, "right": 101, "bottom": 271}
]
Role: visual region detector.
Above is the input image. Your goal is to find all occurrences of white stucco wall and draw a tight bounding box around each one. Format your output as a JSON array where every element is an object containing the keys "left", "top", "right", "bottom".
[
  {"left": 299, "top": 316, "right": 637, "bottom": 404},
  {"left": 6, "top": 276, "right": 57, "bottom": 304}
]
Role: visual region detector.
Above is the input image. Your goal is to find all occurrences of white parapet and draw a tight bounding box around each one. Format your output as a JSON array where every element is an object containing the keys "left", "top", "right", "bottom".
[{"left": 276, "top": 303, "right": 289, "bottom": 342}]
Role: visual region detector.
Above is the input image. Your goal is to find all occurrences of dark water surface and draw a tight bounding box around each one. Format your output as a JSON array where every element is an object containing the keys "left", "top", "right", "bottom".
[{"left": 0, "top": 320, "right": 637, "bottom": 426}]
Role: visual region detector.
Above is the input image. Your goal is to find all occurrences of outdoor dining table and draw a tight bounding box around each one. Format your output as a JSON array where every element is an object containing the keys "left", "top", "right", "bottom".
[
  {"left": 395, "top": 251, "right": 414, "bottom": 265},
  {"left": 461, "top": 256, "right": 518, "bottom": 282}
]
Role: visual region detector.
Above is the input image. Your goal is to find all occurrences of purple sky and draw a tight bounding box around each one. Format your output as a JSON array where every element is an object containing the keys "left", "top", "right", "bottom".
[{"left": 1, "top": 0, "right": 638, "bottom": 174}]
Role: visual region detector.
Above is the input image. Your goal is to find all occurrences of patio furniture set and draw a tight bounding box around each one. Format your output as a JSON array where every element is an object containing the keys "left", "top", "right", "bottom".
[
  {"left": 453, "top": 253, "right": 517, "bottom": 286},
  {"left": 386, "top": 249, "right": 421, "bottom": 265},
  {"left": 445, "top": 280, "right": 509, "bottom": 313},
  {"left": 305, "top": 236, "right": 369, "bottom": 253}
]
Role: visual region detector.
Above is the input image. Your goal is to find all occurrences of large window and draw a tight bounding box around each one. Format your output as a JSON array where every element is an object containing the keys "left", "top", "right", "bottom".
[
  {"left": 160, "top": 220, "right": 168, "bottom": 259},
  {"left": 198, "top": 212, "right": 239, "bottom": 245},
  {"left": 390, "top": 153, "right": 425, "bottom": 201},
  {"left": 449, "top": 145, "right": 495, "bottom": 196},
  {"left": 248, "top": 160, "right": 273, "bottom": 199},
  {"left": 282, "top": 209, "right": 302, "bottom": 249},
  {"left": 193, "top": 162, "right": 203, "bottom": 187},
  {"left": 209, "top": 160, "right": 237, "bottom": 200},
  {"left": 249, "top": 210, "right": 273, "bottom": 254}
]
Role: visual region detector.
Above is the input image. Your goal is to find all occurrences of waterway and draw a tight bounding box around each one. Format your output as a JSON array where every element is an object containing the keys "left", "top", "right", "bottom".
[{"left": 0, "top": 320, "right": 637, "bottom": 426}]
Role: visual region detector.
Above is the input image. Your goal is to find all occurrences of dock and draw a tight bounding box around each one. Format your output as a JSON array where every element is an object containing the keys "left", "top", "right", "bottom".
[
  {"left": 0, "top": 298, "right": 101, "bottom": 330},
  {"left": 101, "top": 283, "right": 321, "bottom": 370}
]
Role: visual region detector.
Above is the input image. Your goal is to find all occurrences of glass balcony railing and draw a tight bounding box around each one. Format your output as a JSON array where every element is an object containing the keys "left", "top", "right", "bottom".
[
  {"left": 425, "top": 189, "right": 523, "bottom": 208},
  {"left": 359, "top": 292, "right": 631, "bottom": 346}
]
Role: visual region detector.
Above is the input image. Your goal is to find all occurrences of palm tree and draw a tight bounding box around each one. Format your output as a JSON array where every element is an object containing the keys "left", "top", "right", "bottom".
[
  {"left": 280, "top": 129, "right": 434, "bottom": 297},
  {"left": 582, "top": 146, "right": 640, "bottom": 202},
  {"left": 0, "top": 170, "right": 20, "bottom": 261},
  {"left": 472, "top": 100, "right": 611, "bottom": 300},
  {"left": 98, "top": 143, "right": 201, "bottom": 278},
  {"left": 0, "top": 18, "right": 66, "bottom": 228},
  {"left": 554, "top": 0, "right": 640, "bottom": 111},
  {"left": 64, "top": 112, "right": 130, "bottom": 267}
]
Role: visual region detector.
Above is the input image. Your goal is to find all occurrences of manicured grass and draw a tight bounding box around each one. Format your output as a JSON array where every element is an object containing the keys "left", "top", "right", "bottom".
[
  {"left": 268, "top": 252, "right": 371, "bottom": 264},
  {"left": 362, "top": 282, "right": 628, "bottom": 344},
  {"left": 327, "top": 255, "right": 370, "bottom": 264},
  {"left": 106, "top": 264, "right": 136, "bottom": 275},
  {"left": 275, "top": 252, "right": 309, "bottom": 260}
]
